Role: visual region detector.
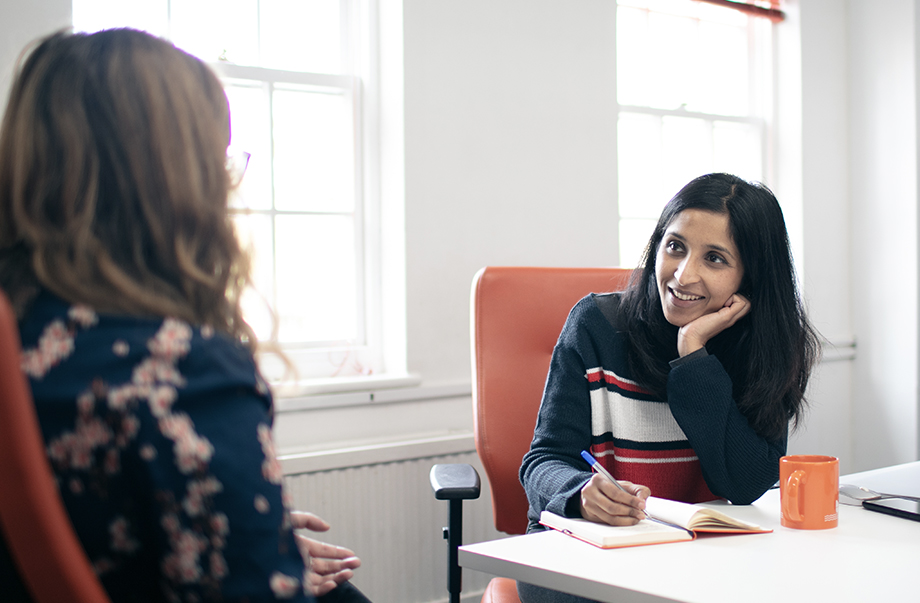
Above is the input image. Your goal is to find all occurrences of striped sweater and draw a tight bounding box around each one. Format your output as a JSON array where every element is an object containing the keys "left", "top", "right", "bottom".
[{"left": 520, "top": 293, "right": 786, "bottom": 530}]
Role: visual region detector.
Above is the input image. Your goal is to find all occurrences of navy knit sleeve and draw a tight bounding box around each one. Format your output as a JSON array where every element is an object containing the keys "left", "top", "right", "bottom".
[
  {"left": 519, "top": 298, "right": 597, "bottom": 528},
  {"left": 667, "top": 354, "right": 786, "bottom": 505}
]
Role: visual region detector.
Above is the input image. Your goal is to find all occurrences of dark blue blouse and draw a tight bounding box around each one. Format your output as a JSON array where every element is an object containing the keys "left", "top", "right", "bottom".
[{"left": 13, "top": 291, "right": 313, "bottom": 602}]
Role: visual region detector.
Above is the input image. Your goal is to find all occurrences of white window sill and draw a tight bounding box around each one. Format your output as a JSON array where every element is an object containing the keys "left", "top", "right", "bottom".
[
  {"left": 271, "top": 375, "right": 471, "bottom": 412},
  {"left": 270, "top": 378, "right": 475, "bottom": 456},
  {"left": 277, "top": 432, "right": 475, "bottom": 474}
]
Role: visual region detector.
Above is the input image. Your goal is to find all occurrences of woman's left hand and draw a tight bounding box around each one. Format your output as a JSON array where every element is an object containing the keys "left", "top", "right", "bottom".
[
  {"left": 291, "top": 511, "right": 362, "bottom": 597},
  {"left": 677, "top": 293, "right": 751, "bottom": 357}
]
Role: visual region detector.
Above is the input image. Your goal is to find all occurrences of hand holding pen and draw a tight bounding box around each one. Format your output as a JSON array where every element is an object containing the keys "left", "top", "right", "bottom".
[{"left": 579, "top": 450, "right": 651, "bottom": 526}]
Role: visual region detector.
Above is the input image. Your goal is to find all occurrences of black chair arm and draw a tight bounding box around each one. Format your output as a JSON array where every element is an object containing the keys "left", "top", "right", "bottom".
[
  {"left": 429, "top": 463, "right": 481, "bottom": 603},
  {"left": 429, "top": 463, "right": 481, "bottom": 500}
]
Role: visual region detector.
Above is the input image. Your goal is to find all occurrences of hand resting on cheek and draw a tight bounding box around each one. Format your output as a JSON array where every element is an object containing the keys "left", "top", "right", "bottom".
[{"left": 677, "top": 293, "right": 751, "bottom": 358}]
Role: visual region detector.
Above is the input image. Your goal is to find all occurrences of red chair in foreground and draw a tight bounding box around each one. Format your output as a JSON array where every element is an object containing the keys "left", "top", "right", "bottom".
[
  {"left": 0, "top": 290, "right": 111, "bottom": 603},
  {"left": 431, "top": 266, "right": 632, "bottom": 603}
]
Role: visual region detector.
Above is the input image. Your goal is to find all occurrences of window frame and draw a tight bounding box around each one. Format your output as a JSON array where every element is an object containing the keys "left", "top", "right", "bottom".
[
  {"left": 614, "top": 1, "right": 775, "bottom": 268},
  {"left": 211, "top": 2, "right": 392, "bottom": 390},
  {"left": 72, "top": 0, "right": 401, "bottom": 392}
]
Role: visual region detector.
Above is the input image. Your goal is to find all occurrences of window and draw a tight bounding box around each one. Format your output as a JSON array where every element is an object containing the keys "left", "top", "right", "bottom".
[
  {"left": 73, "top": 0, "right": 391, "bottom": 386},
  {"left": 616, "top": 0, "right": 773, "bottom": 266}
]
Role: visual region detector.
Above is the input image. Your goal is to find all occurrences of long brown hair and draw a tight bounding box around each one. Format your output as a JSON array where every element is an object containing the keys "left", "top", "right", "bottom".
[
  {"left": 0, "top": 28, "right": 255, "bottom": 347},
  {"left": 619, "top": 173, "right": 820, "bottom": 441}
]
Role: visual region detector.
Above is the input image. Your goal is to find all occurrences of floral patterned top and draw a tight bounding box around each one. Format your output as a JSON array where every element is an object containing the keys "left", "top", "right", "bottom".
[{"left": 15, "top": 291, "right": 313, "bottom": 602}]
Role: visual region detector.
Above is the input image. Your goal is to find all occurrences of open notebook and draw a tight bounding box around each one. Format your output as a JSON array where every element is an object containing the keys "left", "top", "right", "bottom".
[{"left": 539, "top": 496, "right": 771, "bottom": 549}]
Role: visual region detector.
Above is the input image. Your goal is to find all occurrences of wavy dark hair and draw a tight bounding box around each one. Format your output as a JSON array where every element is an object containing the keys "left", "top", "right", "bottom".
[
  {"left": 0, "top": 29, "right": 255, "bottom": 347},
  {"left": 618, "top": 173, "right": 820, "bottom": 441}
]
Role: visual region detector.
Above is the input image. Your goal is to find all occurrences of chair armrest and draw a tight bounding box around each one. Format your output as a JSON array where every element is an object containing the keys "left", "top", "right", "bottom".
[{"left": 429, "top": 464, "right": 481, "bottom": 500}]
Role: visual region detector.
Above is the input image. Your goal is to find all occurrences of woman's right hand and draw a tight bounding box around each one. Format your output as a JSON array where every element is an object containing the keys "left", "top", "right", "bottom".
[
  {"left": 291, "top": 511, "right": 362, "bottom": 597},
  {"left": 677, "top": 293, "right": 751, "bottom": 357},
  {"left": 579, "top": 474, "right": 650, "bottom": 526}
]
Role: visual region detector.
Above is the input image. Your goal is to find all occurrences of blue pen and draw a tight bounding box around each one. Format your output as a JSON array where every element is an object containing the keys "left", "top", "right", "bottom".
[{"left": 580, "top": 450, "right": 650, "bottom": 518}]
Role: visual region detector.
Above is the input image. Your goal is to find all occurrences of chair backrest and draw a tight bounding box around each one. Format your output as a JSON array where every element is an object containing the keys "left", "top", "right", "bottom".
[
  {"left": 0, "top": 291, "right": 111, "bottom": 603},
  {"left": 470, "top": 266, "right": 633, "bottom": 535}
]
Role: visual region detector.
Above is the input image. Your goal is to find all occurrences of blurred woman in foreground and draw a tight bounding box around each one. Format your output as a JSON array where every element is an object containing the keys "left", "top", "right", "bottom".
[{"left": 0, "top": 28, "right": 368, "bottom": 602}]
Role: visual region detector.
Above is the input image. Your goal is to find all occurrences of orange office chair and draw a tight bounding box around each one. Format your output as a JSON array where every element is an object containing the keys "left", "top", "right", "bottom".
[
  {"left": 0, "top": 290, "right": 111, "bottom": 603},
  {"left": 430, "top": 266, "right": 633, "bottom": 603}
]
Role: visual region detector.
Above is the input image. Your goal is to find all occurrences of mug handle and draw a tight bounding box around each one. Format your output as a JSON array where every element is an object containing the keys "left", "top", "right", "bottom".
[{"left": 783, "top": 469, "right": 806, "bottom": 522}]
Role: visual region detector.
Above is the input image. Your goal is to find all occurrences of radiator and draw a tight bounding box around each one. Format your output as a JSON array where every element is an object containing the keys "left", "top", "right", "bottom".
[{"left": 283, "top": 448, "right": 507, "bottom": 603}]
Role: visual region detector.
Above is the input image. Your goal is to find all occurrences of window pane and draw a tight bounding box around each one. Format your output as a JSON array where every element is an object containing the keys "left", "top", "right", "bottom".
[
  {"left": 273, "top": 87, "right": 355, "bottom": 213},
  {"left": 170, "top": 0, "right": 259, "bottom": 64},
  {"left": 619, "top": 218, "right": 656, "bottom": 270},
  {"left": 647, "top": 12, "right": 699, "bottom": 110},
  {"left": 661, "top": 115, "right": 712, "bottom": 195},
  {"left": 225, "top": 81, "right": 273, "bottom": 211},
  {"left": 618, "top": 115, "right": 763, "bottom": 247},
  {"left": 260, "top": 0, "right": 342, "bottom": 73},
  {"left": 274, "top": 215, "right": 357, "bottom": 344},
  {"left": 695, "top": 2, "right": 749, "bottom": 26},
  {"left": 646, "top": 0, "right": 699, "bottom": 18},
  {"left": 619, "top": 113, "right": 723, "bottom": 268},
  {"left": 70, "top": 0, "right": 375, "bottom": 381},
  {"left": 616, "top": 7, "right": 651, "bottom": 108},
  {"left": 618, "top": 10, "right": 699, "bottom": 111},
  {"left": 234, "top": 214, "right": 275, "bottom": 341},
  {"left": 75, "top": 0, "right": 344, "bottom": 72},
  {"left": 696, "top": 21, "right": 749, "bottom": 115},
  {"left": 617, "top": 113, "right": 664, "bottom": 220},
  {"left": 72, "top": 0, "right": 168, "bottom": 35},
  {"left": 617, "top": 0, "right": 767, "bottom": 269},
  {"left": 712, "top": 121, "right": 762, "bottom": 182},
  {"left": 617, "top": 3, "right": 750, "bottom": 115}
]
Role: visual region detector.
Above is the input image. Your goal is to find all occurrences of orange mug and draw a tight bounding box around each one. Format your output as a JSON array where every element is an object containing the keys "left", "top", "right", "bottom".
[{"left": 780, "top": 455, "right": 838, "bottom": 529}]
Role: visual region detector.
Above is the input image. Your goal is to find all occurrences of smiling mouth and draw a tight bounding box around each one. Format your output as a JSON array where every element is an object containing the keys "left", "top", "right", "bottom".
[{"left": 669, "top": 287, "right": 704, "bottom": 302}]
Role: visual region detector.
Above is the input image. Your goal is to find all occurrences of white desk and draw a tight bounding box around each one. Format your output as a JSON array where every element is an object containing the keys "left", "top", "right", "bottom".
[{"left": 459, "top": 461, "right": 920, "bottom": 603}]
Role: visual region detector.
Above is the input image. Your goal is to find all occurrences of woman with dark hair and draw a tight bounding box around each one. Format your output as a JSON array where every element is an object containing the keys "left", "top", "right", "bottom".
[
  {"left": 518, "top": 173, "right": 820, "bottom": 603},
  {"left": 0, "top": 29, "right": 369, "bottom": 602}
]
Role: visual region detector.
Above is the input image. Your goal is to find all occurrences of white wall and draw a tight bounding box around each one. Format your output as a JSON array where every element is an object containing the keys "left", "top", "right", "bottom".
[
  {"left": 786, "top": 0, "right": 920, "bottom": 472},
  {"left": 391, "top": 0, "right": 920, "bottom": 471},
  {"left": 398, "top": 0, "right": 920, "bottom": 475},
  {"left": 787, "top": 0, "right": 856, "bottom": 469},
  {"left": 403, "top": 0, "right": 620, "bottom": 384},
  {"left": 846, "top": 0, "right": 920, "bottom": 470},
  {"left": 276, "top": 0, "right": 623, "bottom": 453},
  {"left": 0, "top": 1, "right": 71, "bottom": 100},
  {"left": 3, "top": 2, "right": 920, "bottom": 602},
  {"left": 1, "top": 0, "right": 918, "bottom": 501}
]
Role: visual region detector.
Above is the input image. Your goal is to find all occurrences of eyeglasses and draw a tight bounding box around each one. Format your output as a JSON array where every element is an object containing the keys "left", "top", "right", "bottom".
[{"left": 226, "top": 150, "right": 251, "bottom": 187}]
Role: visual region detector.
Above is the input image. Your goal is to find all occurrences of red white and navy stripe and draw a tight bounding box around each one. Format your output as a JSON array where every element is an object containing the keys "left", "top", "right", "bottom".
[{"left": 586, "top": 366, "right": 716, "bottom": 503}]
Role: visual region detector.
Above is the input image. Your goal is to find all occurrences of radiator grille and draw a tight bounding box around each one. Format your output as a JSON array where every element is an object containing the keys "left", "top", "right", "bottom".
[{"left": 284, "top": 450, "right": 507, "bottom": 603}]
